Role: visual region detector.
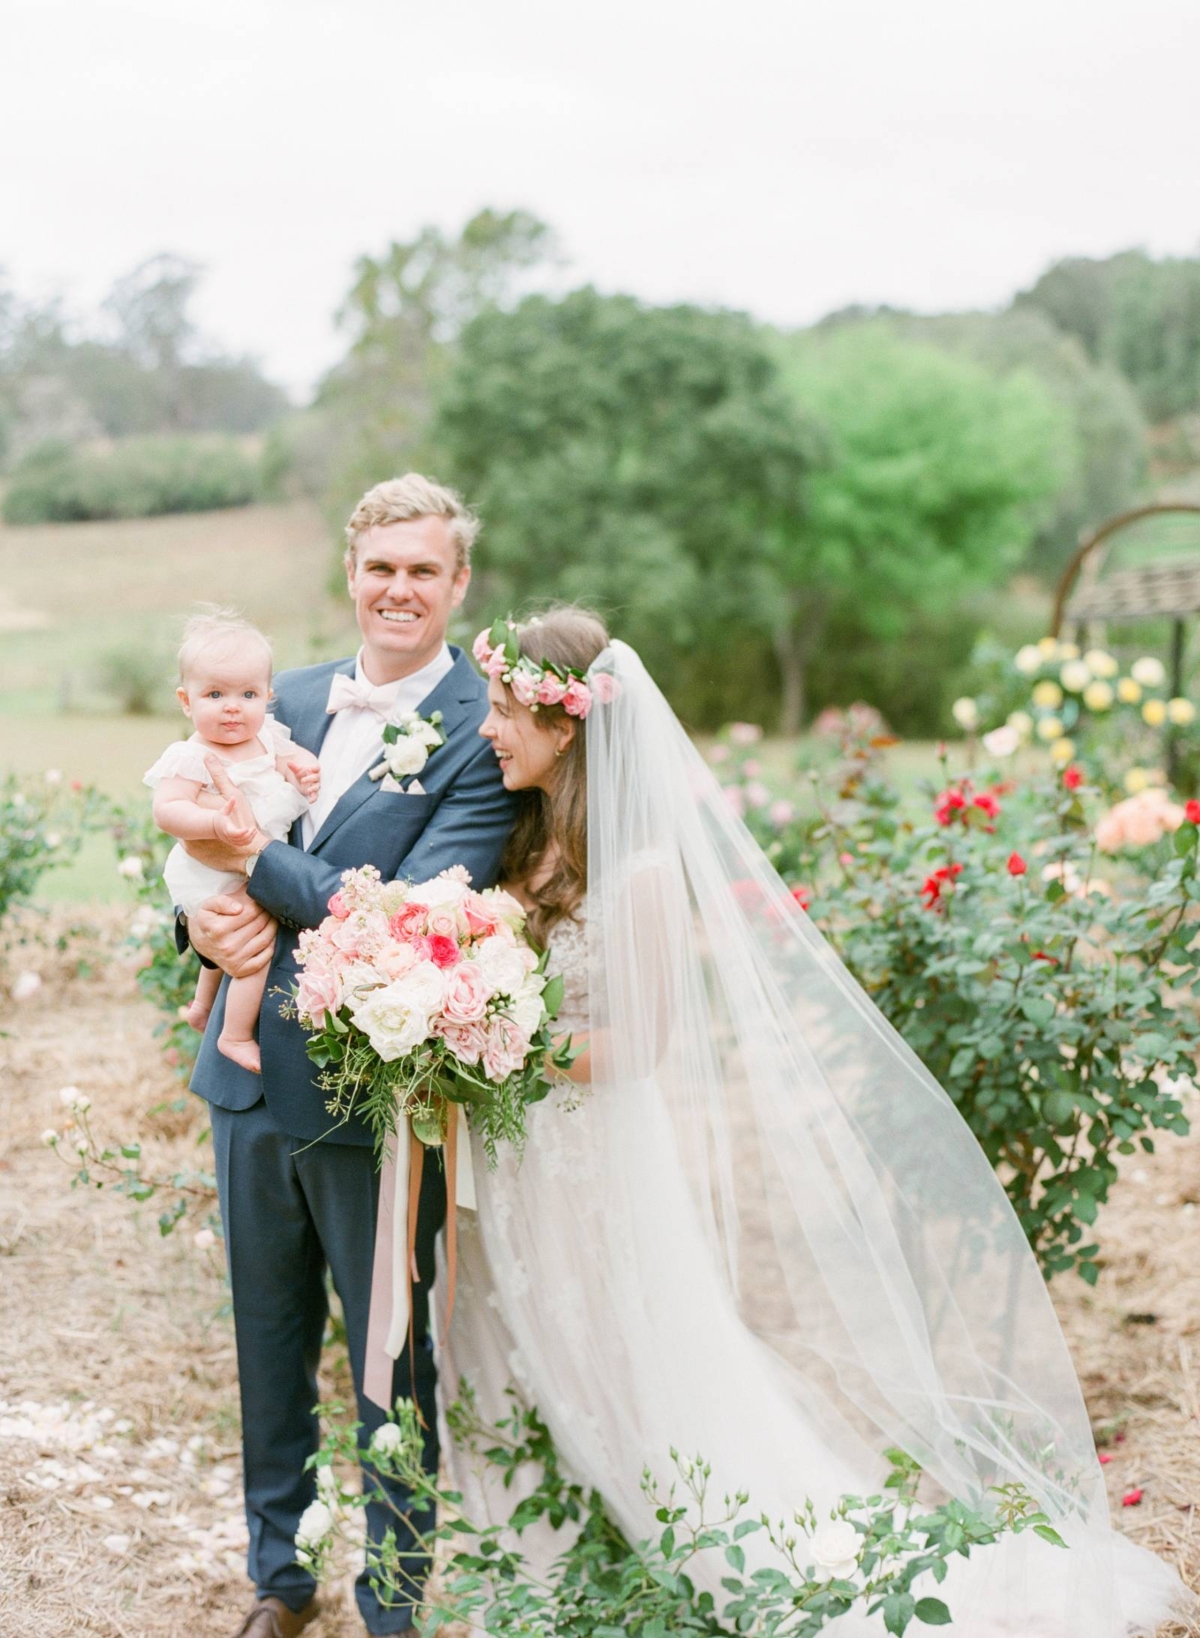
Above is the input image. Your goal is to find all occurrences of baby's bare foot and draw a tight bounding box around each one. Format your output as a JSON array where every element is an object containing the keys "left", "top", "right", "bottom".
[
  {"left": 185, "top": 1000, "right": 212, "bottom": 1033},
  {"left": 218, "top": 1033, "right": 261, "bottom": 1074}
]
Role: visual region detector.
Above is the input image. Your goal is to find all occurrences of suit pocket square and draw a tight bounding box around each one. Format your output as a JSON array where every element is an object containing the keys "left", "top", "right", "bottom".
[
  {"left": 407, "top": 778, "right": 426, "bottom": 795},
  {"left": 378, "top": 774, "right": 427, "bottom": 795}
]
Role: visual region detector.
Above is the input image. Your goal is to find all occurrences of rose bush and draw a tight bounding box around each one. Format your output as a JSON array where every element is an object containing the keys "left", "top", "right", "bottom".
[
  {"left": 0, "top": 770, "right": 102, "bottom": 929},
  {"left": 713, "top": 728, "right": 1198, "bottom": 1284}
]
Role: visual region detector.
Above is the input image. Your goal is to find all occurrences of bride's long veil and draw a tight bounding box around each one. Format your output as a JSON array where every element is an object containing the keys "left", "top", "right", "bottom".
[{"left": 581, "top": 640, "right": 1176, "bottom": 1633}]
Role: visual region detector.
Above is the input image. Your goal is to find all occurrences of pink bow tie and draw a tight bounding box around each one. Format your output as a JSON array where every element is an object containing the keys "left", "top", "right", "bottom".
[{"left": 326, "top": 672, "right": 397, "bottom": 718}]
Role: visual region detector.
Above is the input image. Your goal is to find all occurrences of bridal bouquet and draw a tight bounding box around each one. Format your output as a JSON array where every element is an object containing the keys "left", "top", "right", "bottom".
[{"left": 291, "top": 864, "right": 572, "bottom": 1163}]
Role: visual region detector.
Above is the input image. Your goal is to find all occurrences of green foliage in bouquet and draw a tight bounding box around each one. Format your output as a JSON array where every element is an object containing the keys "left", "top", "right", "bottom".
[
  {"left": 713, "top": 732, "right": 1197, "bottom": 1284},
  {"left": 298, "top": 1392, "right": 1062, "bottom": 1637}
]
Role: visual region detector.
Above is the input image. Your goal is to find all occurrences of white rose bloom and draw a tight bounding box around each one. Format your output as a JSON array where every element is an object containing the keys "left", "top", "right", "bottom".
[
  {"left": 508, "top": 979, "right": 547, "bottom": 1038},
  {"left": 383, "top": 736, "right": 429, "bottom": 778},
  {"left": 1014, "top": 644, "right": 1043, "bottom": 674},
  {"left": 950, "top": 697, "right": 979, "bottom": 731},
  {"left": 410, "top": 871, "right": 470, "bottom": 907},
  {"left": 409, "top": 720, "right": 444, "bottom": 748},
  {"left": 59, "top": 1086, "right": 89, "bottom": 1112},
  {"left": 474, "top": 936, "right": 529, "bottom": 998},
  {"left": 1084, "top": 649, "right": 1119, "bottom": 679},
  {"left": 810, "top": 1519, "right": 860, "bottom": 1579},
  {"left": 1059, "top": 660, "right": 1091, "bottom": 693},
  {"left": 74, "top": 1137, "right": 89, "bottom": 1155},
  {"left": 44, "top": 831, "right": 61, "bottom": 849},
  {"left": 296, "top": 1499, "right": 334, "bottom": 1549},
  {"left": 351, "top": 965, "right": 446, "bottom": 1061},
  {"left": 371, "top": 1422, "right": 403, "bottom": 1455},
  {"left": 117, "top": 856, "right": 144, "bottom": 880},
  {"left": 11, "top": 971, "right": 42, "bottom": 1001},
  {"left": 338, "top": 962, "right": 387, "bottom": 1006},
  {"left": 193, "top": 1228, "right": 217, "bottom": 1250},
  {"left": 41, "top": 1129, "right": 59, "bottom": 1147},
  {"left": 44, "top": 768, "right": 64, "bottom": 785},
  {"left": 316, "top": 1464, "right": 340, "bottom": 1498},
  {"left": 981, "top": 725, "right": 1020, "bottom": 757},
  {"left": 1132, "top": 656, "right": 1166, "bottom": 688}
]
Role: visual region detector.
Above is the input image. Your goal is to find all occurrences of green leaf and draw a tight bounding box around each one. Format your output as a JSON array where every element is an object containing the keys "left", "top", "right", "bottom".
[
  {"left": 1020, "top": 997, "right": 1055, "bottom": 1028},
  {"left": 724, "top": 1543, "right": 746, "bottom": 1573},
  {"left": 541, "top": 973, "right": 565, "bottom": 1017},
  {"left": 1033, "top": 1523, "right": 1068, "bottom": 1548},
  {"left": 914, "top": 1598, "right": 952, "bottom": 1625},
  {"left": 1175, "top": 821, "right": 1198, "bottom": 856},
  {"left": 883, "top": 1591, "right": 917, "bottom": 1634}
]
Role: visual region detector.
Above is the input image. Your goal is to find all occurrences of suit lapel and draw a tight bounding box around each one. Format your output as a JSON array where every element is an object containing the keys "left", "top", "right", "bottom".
[{"left": 308, "top": 648, "right": 482, "bottom": 854}]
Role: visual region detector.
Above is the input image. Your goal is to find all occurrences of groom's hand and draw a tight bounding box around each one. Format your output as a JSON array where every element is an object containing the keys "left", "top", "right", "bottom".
[{"left": 189, "top": 894, "right": 278, "bottom": 978}]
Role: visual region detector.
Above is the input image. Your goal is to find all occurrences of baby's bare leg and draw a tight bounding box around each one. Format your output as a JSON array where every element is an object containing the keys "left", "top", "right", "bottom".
[
  {"left": 186, "top": 963, "right": 222, "bottom": 1033},
  {"left": 217, "top": 963, "right": 268, "bottom": 1074}
]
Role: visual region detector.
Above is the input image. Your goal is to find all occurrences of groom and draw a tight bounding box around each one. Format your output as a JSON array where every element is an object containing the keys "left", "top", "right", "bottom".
[{"left": 181, "top": 474, "right": 518, "bottom": 1638}]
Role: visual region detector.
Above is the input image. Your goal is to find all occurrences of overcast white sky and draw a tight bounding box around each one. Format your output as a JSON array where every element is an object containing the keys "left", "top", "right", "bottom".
[{"left": 3, "top": 0, "right": 1197, "bottom": 398}]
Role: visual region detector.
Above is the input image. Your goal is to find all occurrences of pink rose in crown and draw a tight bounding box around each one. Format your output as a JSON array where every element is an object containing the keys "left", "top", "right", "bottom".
[
  {"left": 442, "top": 960, "right": 492, "bottom": 1024},
  {"left": 327, "top": 892, "right": 350, "bottom": 920},
  {"left": 427, "top": 934, "right": 461, "bottom": 970},
  {"left": 562, "top": 678, "right": 592, "bottom": 717},
  {"left": 485, "top": 647, "right": 509, "bottom": 680},
  {"left": 472, "top": 630, "right": 492, "bottom": 666},
  {"left": 589, "top": 672, "right": 617, "bottom": 704},
  {"left": 389, "top": 902, "right": 429, "bottom": 941},
  {"left": 296, "top": 967, "right": 341, "bottom": 1027},
  {"left": 535, "top": 673, "right": 568, "bottom": 707},
  {"left": 509, "top": 669, "right": 538, "bottom": 707}
]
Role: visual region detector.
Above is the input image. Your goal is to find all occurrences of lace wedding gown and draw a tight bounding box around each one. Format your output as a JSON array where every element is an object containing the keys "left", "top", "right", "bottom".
[{"left": 434, "top": 641, "right": 1190, "bottom": 1635}]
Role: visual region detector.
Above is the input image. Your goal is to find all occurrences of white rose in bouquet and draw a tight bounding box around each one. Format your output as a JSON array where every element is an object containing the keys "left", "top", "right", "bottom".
[
  {"left": 352, "top": 964, "right": 448, "bottom": 1061},
  {"left": 507, "top": 975, "right": 548, "bottom": 1038},
  {"left": 474, "top": 935, "right": 530, "bottom": 998},
  {"left": 383, "top": 737, "right": 429, "bottom": 779},
  {"left": 411, "top": 871, "right": 470, "bottom": 908}
]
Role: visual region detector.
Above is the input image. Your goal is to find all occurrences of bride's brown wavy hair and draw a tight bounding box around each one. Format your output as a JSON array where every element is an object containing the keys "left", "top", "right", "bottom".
[{"left": 500, "top": 605, "right": 610, "bottom": 948}]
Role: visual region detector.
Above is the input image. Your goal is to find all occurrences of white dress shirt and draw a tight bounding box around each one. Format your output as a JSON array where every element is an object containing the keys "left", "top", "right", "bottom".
[{"left": 300, "top": 644, "right": 454, "bottom": 847}]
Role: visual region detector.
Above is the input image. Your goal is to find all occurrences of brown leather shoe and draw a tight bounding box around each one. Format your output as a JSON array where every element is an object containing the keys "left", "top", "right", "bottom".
[{"left": 230, "top": 1596, "right": 318, "bottom": 1638}]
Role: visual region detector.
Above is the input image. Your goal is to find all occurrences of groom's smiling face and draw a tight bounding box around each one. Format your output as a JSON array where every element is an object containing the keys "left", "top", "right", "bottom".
[{"left": 347, "top": 516, "right": 470, "bottom": 682}]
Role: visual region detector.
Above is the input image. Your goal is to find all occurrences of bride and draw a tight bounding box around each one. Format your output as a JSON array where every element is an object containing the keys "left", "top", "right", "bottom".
[{"left": 432, "top": 605, "right": 1190, "bottom": 1636}]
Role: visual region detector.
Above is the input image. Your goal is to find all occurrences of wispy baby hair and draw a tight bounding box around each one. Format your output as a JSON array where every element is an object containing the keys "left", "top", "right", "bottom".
[{"left": 177, "top": 605, "right": 273, "bottom": 686}]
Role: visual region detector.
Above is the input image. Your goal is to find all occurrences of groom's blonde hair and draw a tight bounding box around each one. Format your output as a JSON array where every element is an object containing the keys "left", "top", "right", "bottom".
[{"left": 344, "top": 473, "right": 480, "bottom": 573}]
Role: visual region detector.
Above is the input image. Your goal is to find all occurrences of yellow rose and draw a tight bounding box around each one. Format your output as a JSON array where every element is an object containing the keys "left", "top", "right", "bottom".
[
  {"left": 1124, "top": 767, "right": 1152, "bottom": 794},
  {"left": 1116, "top": 677, "right": 1142, "bottom": 704},
  {"left": 1007, "top": 710, "right": 1034, "bottom": 737},
  {"left": 1037, "top": 715, "right": 1064, "bottom": 741},
  {"left": 1032, "top": 680, "right": 1064, "bottom": 709},
  {"left": 1082, "top": 680, "right": 1113, "bottom": 711},
  {"left": 1050, "top": 737, "right": 1075, "bottom": 764},
  {"left": 1132, "top": 656, "right": 1166, "bottom": 688},
  {"left": 1058, "top": 641, "right": 1080, "bottom": 661},
  {"left": 1060, "top": 660, "right": 1092, "bottom": 692},
  {"left": 1014, "top": 644, "right": 1043, "bottom": 674},
  {"left": 1167, "top": 697, "right": 1196, "bottom": 726},
  {"left": 1037, "top": 636, "right": 1059, "bottom": 657},
  {"left": 1083, "top": 649, "right": 1119, "bottom": 679},
  {"left": 1142, "top": 699, "right": 1167, "bottom": 727}
]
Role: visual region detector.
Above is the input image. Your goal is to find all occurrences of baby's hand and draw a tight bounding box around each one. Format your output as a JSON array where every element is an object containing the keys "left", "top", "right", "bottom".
[
  {"left": 288, "top": 757, "right": 321, "bottom": 803},
  {"left": 213, "top": 806, "right": 258, "bottom": 848}
]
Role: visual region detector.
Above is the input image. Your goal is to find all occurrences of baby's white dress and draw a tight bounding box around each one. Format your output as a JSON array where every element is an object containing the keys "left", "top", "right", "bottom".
[{"left": 143, "top": 718, "right": 310, "bottom": 914}]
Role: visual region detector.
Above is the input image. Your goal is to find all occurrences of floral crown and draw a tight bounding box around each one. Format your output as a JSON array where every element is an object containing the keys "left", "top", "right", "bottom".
[{"left": 472, "top": 618, "right": 613, "bottom": 718}]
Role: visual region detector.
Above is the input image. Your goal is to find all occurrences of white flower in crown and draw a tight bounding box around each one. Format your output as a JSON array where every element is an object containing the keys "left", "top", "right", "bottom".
[{"left": 368, "top": 708, "right": 446, "bottom": 785}]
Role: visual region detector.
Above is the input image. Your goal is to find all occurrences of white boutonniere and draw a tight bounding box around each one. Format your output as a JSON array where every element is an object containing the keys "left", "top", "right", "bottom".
[{"left": 368, "top": 709, "right": 446, "bottom": 789}]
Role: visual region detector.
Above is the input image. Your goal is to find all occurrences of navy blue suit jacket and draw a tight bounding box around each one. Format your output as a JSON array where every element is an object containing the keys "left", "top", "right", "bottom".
[{"left": 188, "top": 646, "right": 520, "bottom": 1146}]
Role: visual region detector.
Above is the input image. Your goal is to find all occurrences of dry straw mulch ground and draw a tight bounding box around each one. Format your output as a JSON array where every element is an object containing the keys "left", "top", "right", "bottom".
[{"left": 1, "top": 907, "right": 1198, "bottom": 1637}]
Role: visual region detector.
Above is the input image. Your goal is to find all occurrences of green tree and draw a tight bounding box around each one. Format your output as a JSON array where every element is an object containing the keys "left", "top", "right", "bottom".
[
  {"left": 313, "top": 210, "right": 555, "bottom": 519},
  {"left": 434, "top": 287, "right": 818, "bottom": 690},
  {"left": 769, "top": 324, "right": 1071, "bottom": 728}
]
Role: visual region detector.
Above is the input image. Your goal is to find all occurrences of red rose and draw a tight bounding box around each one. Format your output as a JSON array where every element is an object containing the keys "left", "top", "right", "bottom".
[
  {"left": 973, "top": 792, "right": 1001, "bottom": 820},
  {"left": 1062, "top": 765, "right": 1083, "bottom": 791},
  {"left": 1186, "top": 800, "right": 1200, "bottom": 825},
  {"left": 427, "top": 935, "right": 461, "bottom": 970},
  {"left": 790, "top": 885, "right": 811, "bottom": 912},
  {"left": 1032, "top": 950, "right": 1059, "bottom": 964},
  {"left": 934, "top": 788, "right": 968, "bottom": 826},
  {"left": 920, "top": 861, "right": 962, "bottom": 909},
  {"left": 1121, "top": 1488, "right": 1143, "bottom": 1507},
  {"left": 1098, "top": 1452, "right": 1114, "bottom": 1465},
  {"left": 1007, "top": 852, "right": 1027, "bottom": 876}
]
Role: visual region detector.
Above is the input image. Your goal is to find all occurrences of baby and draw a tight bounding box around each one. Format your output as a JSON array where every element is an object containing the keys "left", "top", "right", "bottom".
[{"left": 144, "top": 609, "right": 321, "bottom": 1073}]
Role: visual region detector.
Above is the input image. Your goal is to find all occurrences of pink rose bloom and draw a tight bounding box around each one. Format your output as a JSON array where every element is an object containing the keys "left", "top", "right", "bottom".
[
  {"left": 562, "top": 678, "right": 592, "bottom": 718},
  {"left": 435, "top": 1017, "right": 488, "bottom": 1066},
  {"left": 535, "top": 673, "right": 568, "bottom": 707},
  {"left": 482, "top": 1016, "right": 527, "bottom": 1082},
  {"left": 509, "top": 669, "right": 538, "bottom": 706},
  {"left": 296, "top": 967, "right": 340, "bottom": 1027},
  {"left": 724, "top": 785, "right": 746, "bottom": 817},
  {"left": 327, "top": 892, "right": 350, "bottom": 920},
  {"left": 590, "top": 672, "right": 617, "bottom": 704},
  {"left": 426, "top": 905, "right": 462, "bottom": 940},
  {"left": 377, "top": 941, "right": 419, "bottom": 982},
  {"left": 472, "top": 630, "right": 492, "bottom": 665},
  {"left": 442, "top": 960, "right": 492, "bottom": 1024},
  {"left": 462, "top": 892, "right": 502, "bottom": 940},
  {"left": 427, "top": 934, "right": 461, "bottom": 970},
  {"left": 485, "top": 646, "right": 509, "bottom": 679},
  {"left": 768, "top": 799, "right": 795, "bottom": 826},
  {"left": 389, "top": 902, "right": 429, "bottom": 941},
  {"left": 729, "top": 722, "right": 763, "bottom": 746}
]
